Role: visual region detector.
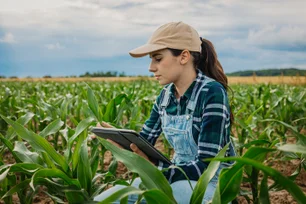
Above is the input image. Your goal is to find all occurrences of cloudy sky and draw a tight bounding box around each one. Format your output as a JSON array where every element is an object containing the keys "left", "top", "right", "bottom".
[{"left": 0, "top": 0, "right": 305, "bottom": 77}]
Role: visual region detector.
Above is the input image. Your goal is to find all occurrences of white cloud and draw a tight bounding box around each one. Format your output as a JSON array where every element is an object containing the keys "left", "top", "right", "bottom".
[
  {"left": 0, "top": 0, "right": 305, "bottom": 73},
  {"left": 247, "top": 25, "right": 306, "bottom": 49},
  {"left": 1, "top": 0, "right": 305, "bottom": 41},
  {"left": 0, "top": 32, "right": 16, "bottom": 43},
  {"left": 45, "top": 42, "right": 65, "bottom": 50}
]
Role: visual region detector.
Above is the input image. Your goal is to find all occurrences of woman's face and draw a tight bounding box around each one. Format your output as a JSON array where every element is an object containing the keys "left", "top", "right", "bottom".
[{"left": 149, "top": 49, "right": 183, "bottom": 85}]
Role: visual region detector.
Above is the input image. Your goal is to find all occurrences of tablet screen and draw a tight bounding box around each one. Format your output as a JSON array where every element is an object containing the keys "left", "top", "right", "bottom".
[{"left": 91, "top": 127, "right": 171, "bottom": 165}]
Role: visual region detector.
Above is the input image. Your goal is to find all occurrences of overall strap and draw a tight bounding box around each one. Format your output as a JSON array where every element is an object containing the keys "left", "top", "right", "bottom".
[
  {"left": 186, "top": 76, "right": 215, "bottom": 113},
  {"left": 160, "top": 84, "right": 173, "bottom": 108}
]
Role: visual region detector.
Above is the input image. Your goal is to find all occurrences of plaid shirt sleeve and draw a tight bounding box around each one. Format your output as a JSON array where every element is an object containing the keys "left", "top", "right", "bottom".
[
  {"left": 139, "top": 88, "right": 172, "bottom": 170},
  {"left": 139, "top": 90, "right": 163, "bottom": 146},
  {"left": 159, "top": 83, "right": 231, "bottom": 183}
]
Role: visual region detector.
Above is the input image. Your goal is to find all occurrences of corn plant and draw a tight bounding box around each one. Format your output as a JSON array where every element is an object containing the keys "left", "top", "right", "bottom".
[{"left": 0, "top": 81, "right": 305, "bottom": 203}]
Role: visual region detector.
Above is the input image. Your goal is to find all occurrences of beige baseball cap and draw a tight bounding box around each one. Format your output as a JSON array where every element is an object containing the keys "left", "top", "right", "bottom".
[{"left": 129, "top": 21, "right": 202, "bottom": 58}]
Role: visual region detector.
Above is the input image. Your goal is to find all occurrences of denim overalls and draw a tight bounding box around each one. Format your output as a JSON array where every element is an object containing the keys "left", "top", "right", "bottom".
[{"left": 160, "top": 77, "right": 215, "bottom": 165}]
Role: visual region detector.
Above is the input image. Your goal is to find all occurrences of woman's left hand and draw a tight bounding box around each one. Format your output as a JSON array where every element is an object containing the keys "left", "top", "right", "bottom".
[{"left": 130, "top": 143, "right": 154, "bottom": 165}]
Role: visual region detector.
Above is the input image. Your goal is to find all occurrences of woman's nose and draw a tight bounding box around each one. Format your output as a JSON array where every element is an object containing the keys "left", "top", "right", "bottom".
[{"left": 148, "top": 62, "right": 157, "bottom": 73}]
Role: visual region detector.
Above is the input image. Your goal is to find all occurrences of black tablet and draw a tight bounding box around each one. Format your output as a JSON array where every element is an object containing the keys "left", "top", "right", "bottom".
[{"left": 91, "top": 127, "right": 172, "bottom": 165}]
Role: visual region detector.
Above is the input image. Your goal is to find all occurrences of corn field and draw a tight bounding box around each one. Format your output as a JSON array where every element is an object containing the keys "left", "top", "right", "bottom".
[{"left": 0, "top": 80, "right": 305, "bottom": 204}]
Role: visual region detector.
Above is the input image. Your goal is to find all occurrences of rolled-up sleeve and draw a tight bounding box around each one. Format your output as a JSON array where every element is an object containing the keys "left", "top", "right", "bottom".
[
  {"left": 139, "top": 100, "right": 162, "bottom": 146},
  {"left": 198, "top": 85, "right": 230, "bottom": 162}
]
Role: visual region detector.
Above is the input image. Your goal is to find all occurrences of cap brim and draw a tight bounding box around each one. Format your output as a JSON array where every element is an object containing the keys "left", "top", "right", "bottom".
[{"left": 129, "top": 44, "right": 167, "bottom": 58}]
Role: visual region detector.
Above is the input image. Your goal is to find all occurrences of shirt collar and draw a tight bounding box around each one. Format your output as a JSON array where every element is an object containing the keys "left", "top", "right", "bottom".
[{"left": 169, "top": 69, "right": 204, "bottom": 100}]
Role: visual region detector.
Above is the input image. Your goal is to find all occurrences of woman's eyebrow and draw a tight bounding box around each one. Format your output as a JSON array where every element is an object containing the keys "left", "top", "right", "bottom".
[{"left": 150, "top": 53, "right": 162, "bottom": 58}]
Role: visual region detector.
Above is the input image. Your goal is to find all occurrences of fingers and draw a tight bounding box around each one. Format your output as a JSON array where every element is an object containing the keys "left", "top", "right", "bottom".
[
  {"left": 130, "top": 143, "right": 149, "bottom": 160},
  {"left": 107, "top": 139, "right": 124, "bottom": 149},
  {"left": 101, "top": 121, "right": 114, "bottom": 128},
  {"left": 96, "top": 121, "right": 114, "bottom": 128}
]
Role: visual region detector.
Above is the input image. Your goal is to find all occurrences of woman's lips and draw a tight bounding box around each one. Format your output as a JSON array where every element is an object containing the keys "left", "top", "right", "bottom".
[{"left": 155, "top": 75, "right": 161, "bottom": 79}]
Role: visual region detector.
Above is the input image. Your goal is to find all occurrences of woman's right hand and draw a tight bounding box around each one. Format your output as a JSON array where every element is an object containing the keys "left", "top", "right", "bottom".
[{"left": 98, "top": 121, "right": 114, "bottom": 128}]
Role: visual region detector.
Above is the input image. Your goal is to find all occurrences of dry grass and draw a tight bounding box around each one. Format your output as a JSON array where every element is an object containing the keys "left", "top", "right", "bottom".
[
  {"left": 228, "top": 76, "right": 306, "bottom": 85},
  {"left": 1, "top": 76, "right": 306, "bottom": 85}
]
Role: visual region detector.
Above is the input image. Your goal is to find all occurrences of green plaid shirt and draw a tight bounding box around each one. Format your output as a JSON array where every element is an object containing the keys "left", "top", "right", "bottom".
[{"left": 140, "top": 70, "right": 235, "bottom": 183}]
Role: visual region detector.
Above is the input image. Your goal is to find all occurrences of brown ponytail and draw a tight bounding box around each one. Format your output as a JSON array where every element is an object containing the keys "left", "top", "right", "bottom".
[
  {"left": 196, "top": 38, "right": 228, "bottom": 90},
  {"left": 168, "top": 41, "right": 234, "bottom": 123},
  {"left": 197, "top": 38, "right": 234, "bottom": 123}
]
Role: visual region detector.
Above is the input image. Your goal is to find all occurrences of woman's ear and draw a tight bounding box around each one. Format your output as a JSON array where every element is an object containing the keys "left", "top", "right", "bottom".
[{"left": 180, "top": 50, "right": 191, "bottom": 65}]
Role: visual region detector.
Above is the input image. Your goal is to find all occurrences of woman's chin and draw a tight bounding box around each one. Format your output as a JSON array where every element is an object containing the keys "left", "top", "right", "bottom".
[{"left": 159, "top": 81, "right": 168, "bottom": 85}]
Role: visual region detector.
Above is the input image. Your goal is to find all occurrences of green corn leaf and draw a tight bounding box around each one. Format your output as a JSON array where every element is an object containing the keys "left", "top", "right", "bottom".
[
  {"left": 39, "top": 118, "right": 64, "bottom": 138},
  {"left": 242, "top": 146, "right": 275, "bottom": 163},
  {"left": 9, "top": 163, "right": 43, "bottom": 174},
  {"left": 278, "top": 144, "right": 306, "bottom": 154},
  {"left": 1, "top": 179, "right": 31, "bottom": 199},
  {"left": 261, "top": 119, "right": 306, "bottom": 145},
  {"left": 0, "top": 133, "right": 22, "bottom": 163},
  {"left": 87, "top": 85, "right": 103, "bottom": 122},
  {"left": 30, "top": 168, "right": 81, "bottom": 191},
  {"left": 108, "top": 157, "right": 118, "bottom": 175},
  {"left": 0, "top": 114, "right": 69, "bottom": 172},
  {"left": 269, "top": 165, "right": 301, "bottom": 191},
  {"left": 99, "top": 138, "right": 176, "bottom": 203},
  {"left": 68, "top": 117, "right": 95, "bottom": 148},
  {"left": 164, "top": 165, "right": 193, "bottom": 190},
  {"left": 143, "top": 189, "right": 178, "bottom": 204},
  {"left": 72, "top": 130, "right": 87, "bottom": 172},
  {"left": 97, "top": 186, "right": 144, "bottom": 204},
  {"left": 91, "top": 183, "right": 108, "bottom": 199},
  {"left": 69, "top": 118, "right": 94, "bottom": 171},
  {"left": 41, "top": 152, "right": 56, "bottom": 169},
  {"left": 114, "top": 93, "right": 128, "bottom": 105},
  {"left": 104, "top": 99, "right": 116, "bottom": 122},
  {"left": 0, "top": 163, "right": 43, "bottom": 183},
  {"left": 190, "top": 143, "right": 229, "bottom": 204},
  {"left": 240, "top": 139, "right": 271, "bottom": 149},
  {"left": 6, "top": 112, "right": 35, "bottom": 140},
  {"left": 0, "top": 167, "right": 10, "bottom": 183},
  {"left": 208, "top": 147, "right": 274, "bottom": 204},
  {"left": 246, "top": 105, "right": 263, "bottom": 125},
  {"left": 211, "top": 157, "right": 306, "bottom": 204},
  {"left": 77, "top": 139, "right": 92, "bottom": 195},
  {"left": 259, "top": 174, "right": 270, "bottom": 204},
  {"left": 218, "top": 168, "right": 243, "bottom": 204},
  {"left": 43, "top": 191, "right": 65, "bottom": 204},
  {"left": 13, "top": 141, "right": 44, "bottom": 165},
  {"left": 211, "top": 180, "right": 221, "bottom": 204},
  {"left": 90, "top": 138, "right": 100, "bottom": 177},
  {"left": 60, "top": 97, "right": 72, "bottom": 122}
]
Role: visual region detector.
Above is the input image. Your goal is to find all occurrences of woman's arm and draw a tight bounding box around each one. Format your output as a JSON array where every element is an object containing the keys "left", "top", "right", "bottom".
[{"left": 139, "top": 93, "right": 163, "bottom": 146}]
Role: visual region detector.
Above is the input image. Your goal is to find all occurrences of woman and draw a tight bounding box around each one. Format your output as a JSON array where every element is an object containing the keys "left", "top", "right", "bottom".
[{"left": 94, "top": 21, "right": 236, "bottom": 204}]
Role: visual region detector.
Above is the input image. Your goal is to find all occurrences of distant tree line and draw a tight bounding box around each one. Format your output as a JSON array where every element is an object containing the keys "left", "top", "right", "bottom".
[
  {"left": 2, "top": 68, "right": 305, "bottom": 79},
  {"left": 0, "top": 71, "right": 128, "bottom": 79},
  {"left": 79, "top": 71, "right": 126, "bottom": 77},
  {"left": 226, "top": 68, "right": 306, "bottom": 76}
]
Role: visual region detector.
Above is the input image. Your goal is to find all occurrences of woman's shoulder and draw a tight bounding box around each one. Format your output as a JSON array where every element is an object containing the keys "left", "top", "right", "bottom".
[{"left": 201, "top": 77, "right": 226, "bottom": 94}]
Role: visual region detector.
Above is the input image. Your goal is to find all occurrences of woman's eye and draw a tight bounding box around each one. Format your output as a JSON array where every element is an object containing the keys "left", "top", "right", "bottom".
[{"left": 155, "top": 58, "right": 162, "bottom": 62}]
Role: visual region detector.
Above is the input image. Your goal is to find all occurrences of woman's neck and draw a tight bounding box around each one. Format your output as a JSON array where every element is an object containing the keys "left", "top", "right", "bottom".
[{"left": 174, "top": 68, "right": 197, "bottom": 99}]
